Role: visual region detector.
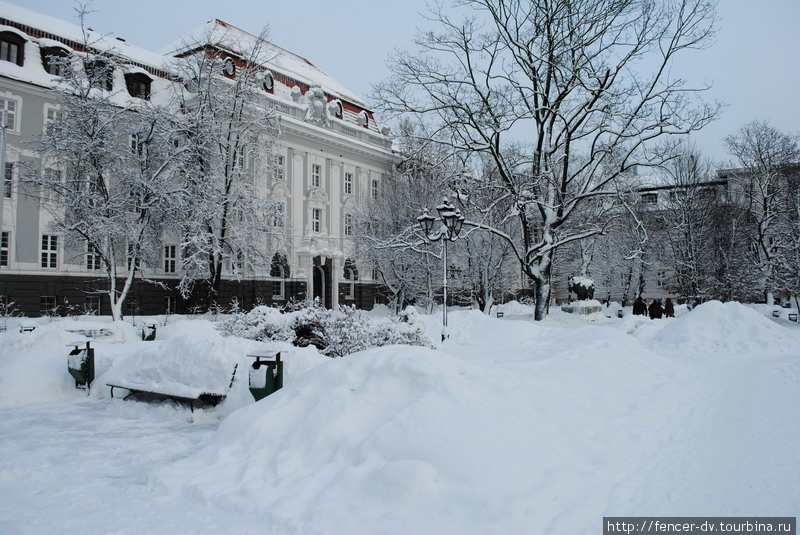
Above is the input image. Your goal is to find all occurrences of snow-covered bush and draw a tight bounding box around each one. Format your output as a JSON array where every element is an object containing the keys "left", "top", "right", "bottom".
[
  {"left": 219, "top": 305, "right": 433, "bottom": 357},
  {"left": 219, "top": 306, "right": 294, "bottom": 342}
]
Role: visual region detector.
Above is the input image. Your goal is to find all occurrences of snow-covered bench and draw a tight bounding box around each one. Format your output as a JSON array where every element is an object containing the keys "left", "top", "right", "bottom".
[
  {"left": 66, "top": 328, "right": 113, "bottom": 339},
  {"left": 108, "top": 363, "right": 238, "bottom": 412}
]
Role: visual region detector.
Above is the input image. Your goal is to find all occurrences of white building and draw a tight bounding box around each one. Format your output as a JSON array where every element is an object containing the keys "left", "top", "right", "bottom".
[{"left": 0, "top": 2, "right": 394, "bottom": 316}]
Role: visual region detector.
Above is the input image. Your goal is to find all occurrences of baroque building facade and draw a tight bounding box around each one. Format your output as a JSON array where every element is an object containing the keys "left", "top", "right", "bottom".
[{"left": 0, "top": 3, "right": 394, "bottom": 317}]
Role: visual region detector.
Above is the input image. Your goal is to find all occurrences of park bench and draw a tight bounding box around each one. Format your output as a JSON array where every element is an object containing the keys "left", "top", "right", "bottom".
[
  {"left": 108, "top": 363, "right": 238, "bottom": 412},
  {"left": 65, "top": 328, "right": 113, "bottom": 339}
]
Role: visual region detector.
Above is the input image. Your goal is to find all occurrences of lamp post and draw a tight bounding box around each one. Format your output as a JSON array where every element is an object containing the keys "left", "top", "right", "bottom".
[{"left": 417, "top": 197, "right": 465, "bottom": 341}]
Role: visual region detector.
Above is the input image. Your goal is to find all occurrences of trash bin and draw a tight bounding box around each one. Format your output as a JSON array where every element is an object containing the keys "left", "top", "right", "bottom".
[
  {"left": 247, "top": 352, "right": 284, "bottom": 401},
  {"left": 141, "top": 324, "right": 157, "bottom": 341},
  {"left": 67, "top": 341, "right": 95, "bottom": 391},
  {"left": 617, "top": 309, "right": 624, "bottom": 318}
]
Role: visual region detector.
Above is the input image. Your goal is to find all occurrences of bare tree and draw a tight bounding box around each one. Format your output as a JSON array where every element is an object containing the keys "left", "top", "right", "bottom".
[
  {"left": 354, "top": 122, "right": 457, "bottom": 312},
  {"left": 170, "top": 24, "right": 281, "bottom": 307},
  {"left": 655, "top": 147, "right": 718, "bottom": 301},
  {"left": 26, "top": 11, "right": 188, "bottom": 321},
  {"left": 724, "top": 121, "right": 800, "bottom": 304},
  {"left": 376, "top": 0, "right": 719, "bottom": 319}
]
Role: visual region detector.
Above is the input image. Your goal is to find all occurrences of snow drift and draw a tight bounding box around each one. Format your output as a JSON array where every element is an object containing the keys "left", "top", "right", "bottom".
[
  {"left": 638, "top": 300, "right": 800, "bottom": 357},
  {"left": 160, "top": 330, "right": 689, "bottom": 534}
]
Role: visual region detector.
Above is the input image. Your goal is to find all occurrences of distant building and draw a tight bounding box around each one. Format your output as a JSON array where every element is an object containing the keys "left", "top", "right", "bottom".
[{"left": 0, "top": 3, "right": 394, "bottom": 316}]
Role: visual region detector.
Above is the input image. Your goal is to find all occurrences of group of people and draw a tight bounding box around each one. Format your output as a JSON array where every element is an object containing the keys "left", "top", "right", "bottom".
[{"left": 632, "top": 296, "right": 675, "bottom": 319}]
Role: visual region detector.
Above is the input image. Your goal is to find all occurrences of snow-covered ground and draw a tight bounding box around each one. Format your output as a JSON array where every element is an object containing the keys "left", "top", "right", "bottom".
[{"left": 0, "top": 301, "right": 798, "bottom": 534}]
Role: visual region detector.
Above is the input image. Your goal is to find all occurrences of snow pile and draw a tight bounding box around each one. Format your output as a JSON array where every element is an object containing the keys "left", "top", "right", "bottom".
[
  {"left": 493, "top": 300, "right": 533, "bottom": 316},
  {"left": 640, "top": 300, "right": 800, "bottom": 357},
  {"left": 0, "top": 320, "right": 138, "bottom": 408},
  {"left": 569, "top": 275, "right": 593, "bottom": 288},
  {"left": 160, "top": 324, "right": 689, "bottom": 533},
  {"left": 564, "top": 299, "right": 603, "bottom": 307}
]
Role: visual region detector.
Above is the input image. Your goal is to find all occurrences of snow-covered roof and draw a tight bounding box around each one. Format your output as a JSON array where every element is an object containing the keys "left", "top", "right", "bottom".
[
  {"left": 0, "top": 3, "right": 387, "bottom": 137},
  {"left": 163, "top": 19, "right": 367, "bottom": 108},
  {"left": 0, "top": 1, "right": 171, "bottom": 75}
]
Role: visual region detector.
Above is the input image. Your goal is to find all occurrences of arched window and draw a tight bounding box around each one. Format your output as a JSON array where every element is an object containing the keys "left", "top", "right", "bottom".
[
  {"left": 124, "top": 72, "right": 151, "bottom": 100},
  {"left": 40, "top": 46, "right": 69, "bottom": 76},
  {"left": 0, "top": 32, "right": 25, "bottom": 67}
]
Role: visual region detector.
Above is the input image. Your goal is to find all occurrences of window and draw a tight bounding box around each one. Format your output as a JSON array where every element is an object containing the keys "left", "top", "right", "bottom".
[
  {"left": 40, "top": 296, "right": 57, "bottom": 317},
  {"left": 164, "top": 296, "right": 174, "bottom": 315},
  {"left": 41, "top": 47, "right": 68, "bottom": 76},
  {"left": 126, "top": 297, "right": 139, "bottom": 317},
  {"left": 270, "top": 253, "right": 289, "bottom": 299},
  {"left": 127, "top": 244, "right": 140, "bottom": 271},
  {"left": 271, "top": 278, "right": 284, "bottom": 299},
  {"left": 234, "top": 147, "right": 247, "bottom": 171},
  {"left": 124, "top": 72, "right": 151, "bottom": 100},
  {"left": 41, "top": 168, "right": 62, "bottom": 204},
  {"left": 1, "top": 231, "right": 8, "bottom": 266},
  {"left": 0, "top": 96, "right": 17, "bottom": 131},
  {"left": 656, "top": 271, "right": 666, "bottom": 288},
  {"left": 262, "top": 71, "right": 274, "bottom": 92},
  {"left": 44, "top": 105, "right": 63, "bottom": 135},
  {"left": 641, "top": 193, "right": 658, "bottom": 205},
  {"left": 85, "top": 59, "right": 113, "bottom": 91},
  {"left": 222, "top": 57, "right": 236, "bottom": 77},
  {"left": 129, "top": 133, "right": 147, "bottom": 158},
  {"left": 272, "top": 202, "right": 285, "bottom": 228},
  {"left": 274, "top": 154, "right": 285, "bottom": 179},
  {"left": 41, "top": 235, "right": 58, "bottom": 269},
  {"left": 344, "top": 172, "right": 353, "bottom": 195},
  {"left": 86, "top": 244, "right": 102, "bottom": 270},
  {"left": 0, "top": 32, "right": 25, "bottom": 66},
  {"left": 231, "top": 250, "right": 244, "bottom": 274},
  {"left": 311, "top": 208, "right": 321, "bottom": 233},
  {"left": 344, "top": 213, "right": 353, "bottom": 237},
  {"left": 371, "top": 179, "right": 379, "bottom": 199},
  {"left": 311, "top": 164, "right": 321, "bottom": 187},
  {"left": 3, "top": 162, "right": 11, "bottom": 198},
  {"left": 164, "top": 245, "right": 177, "bottom": 273},
  {"left": 85, "top": 296, "right": 101, "bottom": 316},
  {"left": 343, "top": 259, "right": 358, "bottom": 300}
]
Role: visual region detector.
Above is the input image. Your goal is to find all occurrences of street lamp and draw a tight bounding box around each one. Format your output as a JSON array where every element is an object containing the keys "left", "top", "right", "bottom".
[{"left": 417, "top": 197, "right": 465, "bottom": 341}]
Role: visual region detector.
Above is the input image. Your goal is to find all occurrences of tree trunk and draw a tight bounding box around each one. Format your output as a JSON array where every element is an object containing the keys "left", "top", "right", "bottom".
[{"left": 534, "top": 278, "right": 549, "bottom": 321}]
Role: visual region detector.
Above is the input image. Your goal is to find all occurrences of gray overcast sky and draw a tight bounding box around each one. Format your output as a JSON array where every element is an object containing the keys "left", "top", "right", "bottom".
[{"left": 18, "top": 0, "right": 800, "bottom": 164}]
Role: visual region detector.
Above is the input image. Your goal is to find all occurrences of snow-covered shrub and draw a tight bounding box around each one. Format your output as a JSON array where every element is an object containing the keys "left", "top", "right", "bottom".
[
  {"left": 219, "top": 304, "right": 433, "bottom": 357},
  {"left": 291, "top": 306, "right": 329, "bottom": 350},
  {"left": 219, "top": 306, "right": 294, "bottom": 342}
]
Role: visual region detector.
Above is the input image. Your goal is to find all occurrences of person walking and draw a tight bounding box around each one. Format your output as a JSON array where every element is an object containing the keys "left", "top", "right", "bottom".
[
  {"left": 633, "top": 296, "right": 647, "bottom": 316},
  {"left": 664, "top": 298, "right": 675, "bottom": 318},
  {"left": 648, "top": 299, "right": 663, "bottom": 319}
]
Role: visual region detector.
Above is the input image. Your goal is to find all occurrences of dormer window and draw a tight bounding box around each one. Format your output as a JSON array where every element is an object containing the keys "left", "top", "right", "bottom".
[
  {"left": 357, "top": 110, "right": 369, "bottom": 128},
  {"left": 41, "top": 46, "right": 69, "bottom": 76},
  {"left": 642, "top": 193, "right": 658, "bottom": 204},
  {"left": 222, "top": 57, "right": 236, "bottom": 77},
  {"left": 125, "top": 72, "right": 151, "bottom": 100},
  {"left": 0, "top": 32, "right": 25, "bottom": 66},
  {"left": 330, "top": 100, "right": 343, "bottom": 118},
  {"left": 262, "top": 71, "right": 274, "bottom": 92},
  {"left": 85, "top": 59, "right": 113, "bottom": 91}
]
